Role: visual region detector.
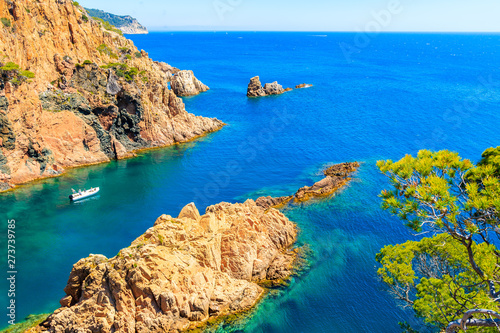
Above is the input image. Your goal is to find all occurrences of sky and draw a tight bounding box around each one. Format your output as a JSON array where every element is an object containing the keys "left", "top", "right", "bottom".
[{"left": 77, "top": 0, "right": 500, "bottom": 32}]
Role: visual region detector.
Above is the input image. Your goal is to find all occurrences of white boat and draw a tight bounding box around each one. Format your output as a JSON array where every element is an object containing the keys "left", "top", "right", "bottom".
[{"left": 69, "top": 187, "right": 100, "bottom": 201}]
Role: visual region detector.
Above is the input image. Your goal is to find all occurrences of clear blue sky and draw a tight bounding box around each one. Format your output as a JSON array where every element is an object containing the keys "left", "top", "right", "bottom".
[{"left": 78, "top": 0, "right": 500, "bottom": 32}]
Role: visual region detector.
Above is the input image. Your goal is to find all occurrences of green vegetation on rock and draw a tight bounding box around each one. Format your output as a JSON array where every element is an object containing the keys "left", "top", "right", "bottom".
[
  {"left": 0, "top": 62, "right": 35, "bottom": 86},
  {"left": 96, "top": 43, "right": 118, "bottom": 59},
  {"left": 101, "top": 62, "right": 139, "bottom": 82},
  {"left": 92, "top": 17, "right": 123, "bottom": 36},
  {"left": 0, "top": 313, "right": 50, "bottom": 333},
  {"left": 1, "top": 18, "right": 11, "bottom": 28},
  {"left": 377, "top": 148, "right": 500, "bottom": 331}
]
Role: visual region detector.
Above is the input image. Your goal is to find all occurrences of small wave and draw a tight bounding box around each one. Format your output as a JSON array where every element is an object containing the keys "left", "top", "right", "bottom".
[{"left": 310, "top": 35, "right": 328, "bottom": 37}]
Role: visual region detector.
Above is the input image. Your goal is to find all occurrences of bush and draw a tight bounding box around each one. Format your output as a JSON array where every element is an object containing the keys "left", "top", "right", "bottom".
[
  {"left": 135, "top": 52, "right": 142, "bottom": 58},
  {"left": 1, "top": 18, "right": 11, "bottom": 28},
  {"left": 72, "top": 1, "right": 79, "bottom": 6},
  {"left": 81, "top": 14, "right": 88, "bottom": 22},
  {"left": 19, "top": 70, "right": 35, "bottom": 79},
  {"left": 83, "top": 60, "right": 92, "bottom": 65},
  {"left": 1, "top": 62, "right": 20, "bottom": 71},
  {"left": 96, "top": 44, "right": 118, "bottom": 59}
]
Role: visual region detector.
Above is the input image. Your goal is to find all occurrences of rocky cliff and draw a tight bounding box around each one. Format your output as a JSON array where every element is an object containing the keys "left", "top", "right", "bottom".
[
  {"left": 0, "top": 0, "right": 223, "bottom": 190},
  {"left": 85, "top": 8, "right": 148, "bottom": 35},
  {"left": 41, "top": 200, "right": 298, "bottom": 333}
]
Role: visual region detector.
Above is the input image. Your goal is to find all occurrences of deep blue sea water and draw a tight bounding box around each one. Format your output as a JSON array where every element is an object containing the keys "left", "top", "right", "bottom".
[{"left": 2, "top": 32, "right": 500, "bottom": 331}]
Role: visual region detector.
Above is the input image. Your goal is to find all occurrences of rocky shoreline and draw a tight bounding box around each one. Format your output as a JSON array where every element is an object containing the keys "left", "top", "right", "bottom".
[
  {"left": 39, "top": 201, "right": 299, "bottom": 333},
  {"left": 0, "top": 0, "right": 223, "bottom": 192},
  {"left": 19, "top": 162, "right": 358, "bottom": 333}
]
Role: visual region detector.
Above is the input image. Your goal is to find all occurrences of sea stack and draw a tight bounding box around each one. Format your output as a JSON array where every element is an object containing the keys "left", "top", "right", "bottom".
[
  {"left": 42, "top": 200, "right": 298, "bottom": 332},
  {"left": 247, "top": 76, "right": 290, "bottom": 97}
]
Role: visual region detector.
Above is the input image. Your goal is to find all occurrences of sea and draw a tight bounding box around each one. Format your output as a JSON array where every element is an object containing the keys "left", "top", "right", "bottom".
[{"left": 1, "top": 32, "right": 500, "bottom": 332}]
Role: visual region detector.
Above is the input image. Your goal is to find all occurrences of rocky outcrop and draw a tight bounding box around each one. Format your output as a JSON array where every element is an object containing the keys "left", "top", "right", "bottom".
[
  {"left": 263, "top": 82, "right": 285, "bottom": 95},
  {"left": 41, "top": 200, "right": 298, "bottom": 333},
  {"left": 85, "top": 8, "right": 148, "bottom": 34},
  {"left": 294, "top": 162, "right": 359, "bottom": 202},
  {"left": 255, "top": 196, "right": 293, "bottom": 210},
  {"left": 0, "top": 0, "right": 224, "bottom": 190},
  {"left": 247, "top": 76, "right": 266, "bottom": 97},
  {"left": 256, "top": 162, "right": 360, "bottom": 209},
  {"left": 170, "top": 70, "right": 210, "bottom": 97},
  {"left": 155, "top": 62, "right": 180, "bottom": 79},
  {"left": 247, "top": 76, "right": 292, "bottom": 97}
]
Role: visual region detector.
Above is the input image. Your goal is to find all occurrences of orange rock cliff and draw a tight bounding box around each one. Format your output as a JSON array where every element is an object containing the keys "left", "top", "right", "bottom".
[{"left": 0, "top": 0, "right": 223, "bottom": 191}]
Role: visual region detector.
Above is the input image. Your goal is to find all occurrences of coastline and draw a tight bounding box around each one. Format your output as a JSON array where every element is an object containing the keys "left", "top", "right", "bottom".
[{"left": 0, "top": 124, "right": 225, "bottom": 194}]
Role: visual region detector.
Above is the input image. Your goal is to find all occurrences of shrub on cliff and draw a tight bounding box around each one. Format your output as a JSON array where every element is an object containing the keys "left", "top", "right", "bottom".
[
  {"left": 93, "top": 17, "right": 123, "bottom": 36},
  {"left": 377, "top": 149, "right": 500, "bottom": 331},
  {"left": 1, "top": 18, "right": 11, "bottom": 28},
  {"left": 96, "top": 44, "right": 118, "bottom": 59}
]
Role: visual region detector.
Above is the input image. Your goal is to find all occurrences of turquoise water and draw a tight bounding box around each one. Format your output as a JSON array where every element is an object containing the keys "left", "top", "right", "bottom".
[{"left": 2, "top": 32, "right": 500, "bottom": 331}]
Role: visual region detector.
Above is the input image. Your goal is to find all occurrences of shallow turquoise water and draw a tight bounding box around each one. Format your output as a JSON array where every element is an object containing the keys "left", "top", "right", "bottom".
[{"left": 2, "top": 32, "right": 500, "bottom": 331}]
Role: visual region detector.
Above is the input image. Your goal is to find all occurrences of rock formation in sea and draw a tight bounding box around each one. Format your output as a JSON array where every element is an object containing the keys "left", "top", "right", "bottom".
[
  {"left": 40, "top": 200, "right": 298, "bottom": 333},
  {"left": 295, "top": 83, "right": 313, "bottom": 89},
  {"left": 247, "top": 76, "right": 291, "bottom": 97},
  {"left": 170, "top": 70, "right": 210, "bottom": 97},
  {"left": 256, "top": 162, "right": 360, "bottom": 209},
  {"left": 0, "top": 0, "right": 224, "bottom": 190},
  {"left": 84, "top": 8, "right": 149, "bottom": 35}
]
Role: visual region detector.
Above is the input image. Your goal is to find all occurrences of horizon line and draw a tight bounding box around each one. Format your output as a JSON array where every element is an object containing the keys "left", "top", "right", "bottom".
[{"left": 143, "top": 29, "right": 500, "bottom": 34}]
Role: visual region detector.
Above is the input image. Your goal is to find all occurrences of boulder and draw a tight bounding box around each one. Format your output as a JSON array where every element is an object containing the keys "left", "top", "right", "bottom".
[{"left": 171, "top": 70, "right": 210, "bottom": 96}]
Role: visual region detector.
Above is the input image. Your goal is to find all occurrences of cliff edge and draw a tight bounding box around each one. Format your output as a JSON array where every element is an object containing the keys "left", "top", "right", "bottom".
[{"left": 0, "top": 0, "right": 223, "bottom": 190}]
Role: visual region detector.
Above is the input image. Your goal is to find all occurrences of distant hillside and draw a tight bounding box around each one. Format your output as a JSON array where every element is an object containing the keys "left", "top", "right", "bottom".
[{"left": 84, "top": 8, "right": 148, "bottom": 34}]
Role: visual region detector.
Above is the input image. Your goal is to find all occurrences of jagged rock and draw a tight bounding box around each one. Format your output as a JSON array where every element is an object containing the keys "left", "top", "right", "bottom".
[
  {"left": 43, "top": 200, "right": 298, "bottom": 333},
  {"left": 0, "top": 0, "right": 224, "bottom": 190},
  {"left": 106, "top": 70, "right": 122, "bottom": 95},
  {"left": 256, "top": 162, "right": 360, "bottom": 209},
  {"left": 155, "top": 61, "right": 180, "bottom": 78},
  {"left": 247, "top": 76, "right": 291, "bottom": 97},
  {"left": 0, "top": 97, "right": 15, "bottom": 150},
  {"left": 170, "top": 70, "right": 210, "bottom": 96},
  {"left": 263, "top": 82, "right": 285, "bottom": 95},
  {"left": 247, "top": 76, "right": 266, "bottom": 97},
  {"left": 295, "top": 162, "right": 360, "bottom": 202},
  {"left": 255, "top": 196, "right": 293, "bottom": 210}
]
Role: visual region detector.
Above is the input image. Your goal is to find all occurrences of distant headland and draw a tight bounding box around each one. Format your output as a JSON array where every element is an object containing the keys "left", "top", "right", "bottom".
[{"left": 84, "top": 7, "right": 148, "bottom": 34}]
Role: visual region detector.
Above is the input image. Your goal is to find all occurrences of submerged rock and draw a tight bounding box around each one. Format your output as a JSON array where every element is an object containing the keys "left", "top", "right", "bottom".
[
  {"left": 295, "top": 83, "right": 313, "bottom": 89},
  {"left": 42, "top": 200, "right": 298, "bottom": 333},
  {"left": 171, "top": 70, "right": 210, "bottom": 96}
]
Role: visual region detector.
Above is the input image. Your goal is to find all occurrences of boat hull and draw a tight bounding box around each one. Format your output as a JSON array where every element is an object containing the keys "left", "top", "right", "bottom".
[{"left": 69, "top": 188, "right": 100, "bottom": 201}]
